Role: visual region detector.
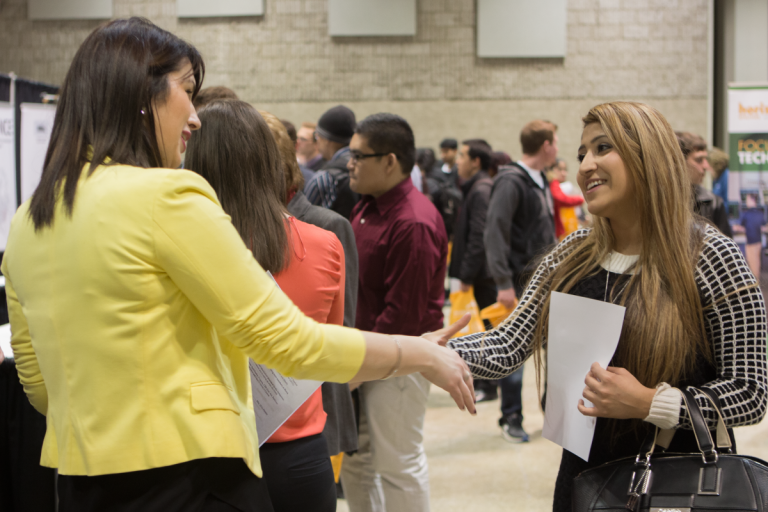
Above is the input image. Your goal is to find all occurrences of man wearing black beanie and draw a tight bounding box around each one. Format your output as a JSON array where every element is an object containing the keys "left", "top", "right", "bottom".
[{"left": 305, "top": 105, "right": 360, "bottom": 220}]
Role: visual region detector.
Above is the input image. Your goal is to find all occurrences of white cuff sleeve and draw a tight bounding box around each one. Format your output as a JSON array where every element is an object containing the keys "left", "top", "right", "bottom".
[{"left": 644, "top": 383, "right": 682, "bottom": 430}]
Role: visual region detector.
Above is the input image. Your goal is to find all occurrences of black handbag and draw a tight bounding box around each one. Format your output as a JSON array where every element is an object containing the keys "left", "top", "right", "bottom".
[{"left": 572, "top": 389, "right": 768, "bottom": 511}]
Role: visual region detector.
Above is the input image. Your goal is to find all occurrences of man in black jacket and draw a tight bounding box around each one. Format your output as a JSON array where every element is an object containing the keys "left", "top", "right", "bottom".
[
  {"left": 676, "top": 131, "right": 733, "bottom": 237},
  {"left": 484, "top": 120, "right": 559, "bottom": 443},
  {"left": 427, "top": 139, "right": 462, "bottom": 240},
  {"left": 449, "top": 140, "right": 495, "bottom": 313}
]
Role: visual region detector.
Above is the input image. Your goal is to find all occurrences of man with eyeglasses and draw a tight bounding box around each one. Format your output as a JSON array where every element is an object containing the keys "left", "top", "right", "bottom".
[{"left": 340, "top": 113, "right": 448, "bottom": 512}]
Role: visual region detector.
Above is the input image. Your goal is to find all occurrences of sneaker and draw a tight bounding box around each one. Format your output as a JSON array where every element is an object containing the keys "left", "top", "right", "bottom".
[{"left": 499, "top": 413, "right": 529, "bottom": 443}]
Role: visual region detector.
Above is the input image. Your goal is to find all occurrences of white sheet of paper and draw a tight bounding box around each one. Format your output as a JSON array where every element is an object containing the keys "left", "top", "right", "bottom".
[
  {"left": 0, "top": 102, "right": 16, "bottom": 252},
  {"left": 0, "top": 323, "right": 12, "bottom": 360},
  {"left": 20, "top": 103, "right": 56, "bottom": 203},
  {"left": 249, "top": 270, "right": 322, "bottom": 446},
  {"left": 250, "top": 361, "right": 321, "bottom": 446},
  {"left": 542, "top": 291, "right": 626, "bottom": 461}
]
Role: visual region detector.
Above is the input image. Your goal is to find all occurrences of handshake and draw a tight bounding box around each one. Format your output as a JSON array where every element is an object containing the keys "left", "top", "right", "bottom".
[{"left": 349, "top": 313, "right": 478, "bottom": 415}]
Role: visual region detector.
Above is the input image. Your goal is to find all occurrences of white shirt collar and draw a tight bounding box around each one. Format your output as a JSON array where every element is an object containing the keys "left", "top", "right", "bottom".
[{"left": 516, "top": 160, "right": 544, "bottom": 189}]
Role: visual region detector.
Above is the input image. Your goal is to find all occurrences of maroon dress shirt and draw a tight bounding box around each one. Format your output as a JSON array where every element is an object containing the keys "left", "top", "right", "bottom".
[{"left": 352, "top": 177, "right": 448, "bottom": 336}]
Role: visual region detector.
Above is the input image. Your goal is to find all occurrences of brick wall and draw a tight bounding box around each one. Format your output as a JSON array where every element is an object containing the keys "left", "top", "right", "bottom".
[{"left": 0, "top": 0, "right": 710, "bottom": 171}]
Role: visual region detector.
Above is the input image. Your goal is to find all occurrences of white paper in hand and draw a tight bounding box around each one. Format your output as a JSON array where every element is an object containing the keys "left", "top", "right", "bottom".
[
  {"left": 542, "top": 291, "right": 626, "bottom": 461},
  {"left": 250, "top": 270, "right": 322, "bottom": 446},
  {"left": 249, "top": 361, "right": 321, "bottom": 446}
]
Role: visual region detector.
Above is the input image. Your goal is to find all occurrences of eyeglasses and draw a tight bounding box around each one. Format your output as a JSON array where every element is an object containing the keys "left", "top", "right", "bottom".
[{"left": 349, "top": 151, "right": 389, "bottom": 164}]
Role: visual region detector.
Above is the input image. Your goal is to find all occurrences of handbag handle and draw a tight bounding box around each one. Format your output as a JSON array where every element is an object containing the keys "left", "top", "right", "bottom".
[
  {"left": 700, "top": 387, "right": 733, "bottom": 452},
  {"left": 635, "top": 387, "right": 731, "bottom": 463},
  {"left": 681, "top": 389, "right": 720, "bottom": 463}
]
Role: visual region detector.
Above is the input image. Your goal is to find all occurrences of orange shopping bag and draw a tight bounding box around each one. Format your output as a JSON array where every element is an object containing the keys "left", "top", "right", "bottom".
[
  {"left": 559, "top": 206, "right": 579, "bottom": 240},
  {"left": 330, "top": 453, "right": 344, "bottom": 483},
  {"left": 480, "top": 301, "right": 517, "bottom": 328},
  {"left": 448, "top": 288, "right": 484, "bottom": 338}
]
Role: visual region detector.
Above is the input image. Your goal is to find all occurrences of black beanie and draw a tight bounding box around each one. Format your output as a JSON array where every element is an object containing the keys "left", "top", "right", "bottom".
[{"left": 316, "top": 105, "right": 356, "bottom": 145}]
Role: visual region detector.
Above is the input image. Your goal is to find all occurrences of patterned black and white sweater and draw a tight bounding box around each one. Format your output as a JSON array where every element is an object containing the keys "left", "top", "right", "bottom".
[{"left": 447, "top": 225, "right": 768, "bottom": 430}]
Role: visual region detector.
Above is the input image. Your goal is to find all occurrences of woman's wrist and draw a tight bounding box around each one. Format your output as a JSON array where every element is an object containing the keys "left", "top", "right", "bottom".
[
  {"left": 643, "top": 383, "right": 683, "bottom": 428},
  {"left": 636, "top": 386, "right": 657, "bottom": 419},
  {"left": 399, "top": 336, "right": 437, "bottom": 376},
  {"left": 381, "top": 336, "right": 403, "bottom": 380}
]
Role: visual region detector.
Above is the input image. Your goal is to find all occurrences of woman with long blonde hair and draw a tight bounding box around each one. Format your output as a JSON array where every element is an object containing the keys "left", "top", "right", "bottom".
[{"left": 447, "top": 101, "right": 767, "bottom": 510}]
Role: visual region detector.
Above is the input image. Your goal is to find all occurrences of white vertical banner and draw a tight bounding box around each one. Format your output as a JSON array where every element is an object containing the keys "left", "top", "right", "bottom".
[
  {"left": 20, "top": 103, "right": 56, "bottom": 203},
  {"left": 0, "top": 102, "right": 15, "bottom": 252}
]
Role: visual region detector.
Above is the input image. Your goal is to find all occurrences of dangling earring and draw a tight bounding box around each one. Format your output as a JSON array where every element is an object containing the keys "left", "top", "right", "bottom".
[{"left": 140, "top": 109, "right": 146, "bottom": 115}]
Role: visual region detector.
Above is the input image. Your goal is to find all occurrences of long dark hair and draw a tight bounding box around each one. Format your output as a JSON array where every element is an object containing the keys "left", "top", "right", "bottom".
[
  {"left": 185, "top": 100, "right": 289, "bottom": 274},
  {"left": 29, "top": 17, "right": 204, "bottom": 230}
]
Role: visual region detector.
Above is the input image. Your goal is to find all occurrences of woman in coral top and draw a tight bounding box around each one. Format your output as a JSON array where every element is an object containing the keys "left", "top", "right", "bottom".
[
  {"left": 186, "top": 99, "right": 345, "bottom": 511},
  {"left": 265, "top": 219, "right": 345, "bottom": 511}
]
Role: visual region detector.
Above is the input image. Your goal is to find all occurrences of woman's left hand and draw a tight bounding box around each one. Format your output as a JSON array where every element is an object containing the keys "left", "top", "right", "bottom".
[
  {"left": 422, "top": 314, "right": 471, "bottom": 347},
  {"left": 578, "top": 363, "right": 656, "bottom": 419}
]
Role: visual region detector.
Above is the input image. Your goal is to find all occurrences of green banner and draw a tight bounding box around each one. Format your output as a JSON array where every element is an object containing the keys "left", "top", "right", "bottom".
[{"left": 729, "top": 132, "right": 768, "bottom": 171}]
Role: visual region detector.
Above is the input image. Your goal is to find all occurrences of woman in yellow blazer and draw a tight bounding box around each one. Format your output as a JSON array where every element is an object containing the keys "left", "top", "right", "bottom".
[{"left": 1, "top": 18, "right": 475, "bottom": 512}]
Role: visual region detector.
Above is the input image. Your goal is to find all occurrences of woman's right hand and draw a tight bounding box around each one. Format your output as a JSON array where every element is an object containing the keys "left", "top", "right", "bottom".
[
  {"left": 413, "top": 338, "right": 476, "bottom": 415},
  {"left": 355, "top": 332, "right": 477, "bottom": 414}
]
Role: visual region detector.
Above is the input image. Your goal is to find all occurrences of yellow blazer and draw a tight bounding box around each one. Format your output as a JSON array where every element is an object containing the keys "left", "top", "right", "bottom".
[{"left": 1, "top": 163, "right": 366, "bottom": 477}]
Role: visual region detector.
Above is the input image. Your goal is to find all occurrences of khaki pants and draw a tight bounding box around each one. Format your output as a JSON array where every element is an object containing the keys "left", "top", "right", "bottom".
[{"left": 341, "top": 374, "right": 431, "bottom": 512}]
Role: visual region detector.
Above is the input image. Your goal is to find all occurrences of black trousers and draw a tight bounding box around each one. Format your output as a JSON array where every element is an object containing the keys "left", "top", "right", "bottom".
[
  {"left": 259, "top": 433, "right": 336, "bottom": 512},
  {"left": 0, "top": 359, "right": 56, "bottom": 512},
  {"left": 58, "top": 457, "right": 273, "bottom": 512}
]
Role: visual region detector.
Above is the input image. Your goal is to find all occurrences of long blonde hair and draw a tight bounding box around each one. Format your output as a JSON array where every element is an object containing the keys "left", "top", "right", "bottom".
[{"left": 525, "top": 102, "right": 709, "bottom": 392}]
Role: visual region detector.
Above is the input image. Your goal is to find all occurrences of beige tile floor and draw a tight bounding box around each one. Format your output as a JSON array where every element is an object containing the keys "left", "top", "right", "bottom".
[{"left": 338, "top": 359, "right": 768, "bottom": 512}]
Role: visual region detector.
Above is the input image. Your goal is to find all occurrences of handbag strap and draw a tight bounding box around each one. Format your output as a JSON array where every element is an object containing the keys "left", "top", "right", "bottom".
[
  {"left": 700, "top": 387, "right": 733, "bottom": 452},
  {"left": 655, "top": 388, "right": 731, "bottom": 452},
  {"left": 681, "top": 389, "right": 718, "bottom": 463},
  {"left": 636, "top": 387, "right": 730, "bottom": 457}
]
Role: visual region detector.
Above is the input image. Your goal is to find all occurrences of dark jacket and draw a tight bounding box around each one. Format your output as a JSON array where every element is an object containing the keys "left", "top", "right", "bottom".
[
  {"left": 322, "top": 150, "right": 359, "bottom": 220},
  {"left": 449, "top": 170, "right": 493, "bottom": 284},
  {"left": 484, "top": 163, "right": 556, "bottom": 295},
  {"left": 694, "top": 184, "right": 733, "bottom": 238},
  {"left": 306, "top": 155, "right": 327, "bottom": 172},
  {"left": 429, "top": 162, "right": 457, "bottom": 185},
  {"left": 286, "top": 190, "right": 359, "bottom": 454},
  {"left": 427, "top": 163, "right": 462, "bottom": 239}
]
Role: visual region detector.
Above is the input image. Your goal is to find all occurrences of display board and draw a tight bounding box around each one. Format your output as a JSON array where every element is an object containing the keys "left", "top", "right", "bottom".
[
  {"left": 28, "top": 0, "right": 112, "bottom": 20},
  {"left": 19, "top": 103, "right": 55, "bottom": 204},
  {"left": 477, "top": 0, "right": 566, "bottom": 58},
  {"left": 0, "top": 103, "right": 15, "bottom": 253},
  {"left": 177, "top": 0, "right": 264, "bottom": 17},
  {"left": 727, "top": 84, "right": 768, "bottom": 205},
  {"left": 328, "top": 0, "right": 416, "bottom": 37}
]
